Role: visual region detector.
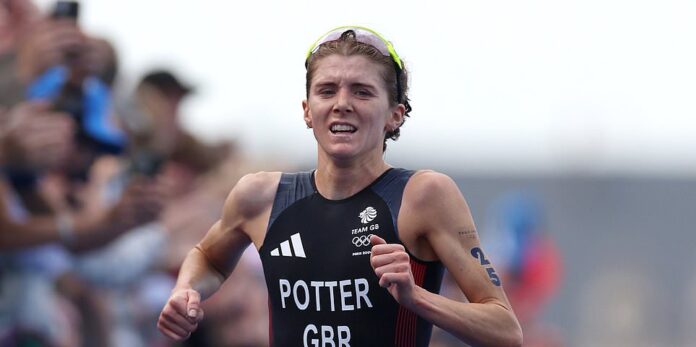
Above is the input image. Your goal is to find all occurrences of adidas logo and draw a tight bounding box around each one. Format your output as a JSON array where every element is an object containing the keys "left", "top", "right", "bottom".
[
  {"left": 270, "top": 233, "right": 306, "bottom": 258},
  {"left": 359, "top": 207, "right": 377, "bottom": 224}
]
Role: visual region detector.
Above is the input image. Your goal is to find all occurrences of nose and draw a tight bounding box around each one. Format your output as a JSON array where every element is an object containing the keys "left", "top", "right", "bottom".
[{"left": 332, "top": 88, "right": 353, "bottom": 114}]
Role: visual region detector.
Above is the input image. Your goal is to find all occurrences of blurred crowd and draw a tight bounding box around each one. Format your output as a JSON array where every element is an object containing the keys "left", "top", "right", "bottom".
[{"left": 1, "top": 1, "right": 269, "bottom": 346}]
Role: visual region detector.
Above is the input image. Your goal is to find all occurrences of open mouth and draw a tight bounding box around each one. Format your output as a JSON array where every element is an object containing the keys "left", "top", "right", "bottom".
[{"left": 330, "top": 123, "right": 357, "bottom": 134}]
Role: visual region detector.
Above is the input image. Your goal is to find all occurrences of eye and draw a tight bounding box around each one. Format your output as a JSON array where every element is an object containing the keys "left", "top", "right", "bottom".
[
  {"left": 317, "top": 88, "right": 335, "bottom": 97},
  {"left": 355, "top": 89, "right": 373, "bottom": 97}
]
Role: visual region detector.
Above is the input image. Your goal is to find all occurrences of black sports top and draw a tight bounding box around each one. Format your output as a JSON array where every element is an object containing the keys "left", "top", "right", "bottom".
[{"left": 259, "top": 168, "right": 444, "bottom": 347}]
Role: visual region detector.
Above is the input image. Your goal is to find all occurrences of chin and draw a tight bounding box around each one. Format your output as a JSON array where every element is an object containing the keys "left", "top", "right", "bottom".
[
  {"left": 320, "top": 143, "right": 359, "bottom": 160},
  {"left": 328, "top": 148, "right": 357, "bottom": 161}
]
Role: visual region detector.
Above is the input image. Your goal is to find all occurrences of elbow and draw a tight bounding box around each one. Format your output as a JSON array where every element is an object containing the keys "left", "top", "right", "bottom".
[
  {"left": 491, "top": 314, "right": 523, "bottom": 347},
  {"left": 474, "top": 329, "right": 522, "bottom": 347},
  {"left": 466, "top": 318, "right": 523, "bottom": 347},
  {"left": 487, "top": 302, "right": 523, "bottom": 347},
  {"left": 504, "top": 320, "right": 523, "bottom": 347},
  {"left": 488, "top": 328, "right": 522, "bottom": 347},
  {"left": 510, "top": 328, "right": 523, "bottom": 347},
  {"left": 502, "top": 304, "right": 523, "bottom": 347}
]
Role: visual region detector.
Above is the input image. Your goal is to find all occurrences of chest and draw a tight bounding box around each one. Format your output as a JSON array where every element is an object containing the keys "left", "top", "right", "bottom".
[{"left": 260, "top": 191, "right": 399, "bottom": 278}]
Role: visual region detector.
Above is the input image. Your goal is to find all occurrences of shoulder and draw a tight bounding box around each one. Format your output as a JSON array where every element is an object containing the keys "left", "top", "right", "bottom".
[
  {"left": 405, "top": 170, "right": 464, "bottom": 207},
  {"left": 401, "top": 170, "right": 475, "bottom": 236},
  {"left": 234, "top": 171, "right": 282, "bottom": 192},
  {"left": 223, "top": 171, "right": 282, "bottom": 219},
  {"left": 395, "top": 170, "right": 475, "bottom": 260}
]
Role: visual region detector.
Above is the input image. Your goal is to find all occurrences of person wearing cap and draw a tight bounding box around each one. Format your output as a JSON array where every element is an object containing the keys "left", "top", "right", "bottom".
[
  {"left": 158, "top": 26, "right": 522, "bottom": 347},
  {"left": 129, "top": 69, "right": 230, "bottom": 175}
]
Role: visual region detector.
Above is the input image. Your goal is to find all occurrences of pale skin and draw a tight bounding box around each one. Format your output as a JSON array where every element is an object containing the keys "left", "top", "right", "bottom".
[{"left": 158, "top": 55, "right": 522, "bottom": 346}]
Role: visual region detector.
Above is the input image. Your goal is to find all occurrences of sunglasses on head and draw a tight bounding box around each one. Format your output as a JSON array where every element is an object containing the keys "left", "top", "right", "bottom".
[{"left": 305, "top": 26, "right": 403, "bottom": 71}]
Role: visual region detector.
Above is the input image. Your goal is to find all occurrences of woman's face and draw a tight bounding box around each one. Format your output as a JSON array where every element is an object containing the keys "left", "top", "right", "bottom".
[{"left": 303, "top": 54, "right": 404, "bottom": 162}]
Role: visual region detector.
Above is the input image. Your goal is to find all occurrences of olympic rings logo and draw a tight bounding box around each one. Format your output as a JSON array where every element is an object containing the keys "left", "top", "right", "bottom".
[{"left": 352, "top": 234, "right": 373, "bottom": 247}]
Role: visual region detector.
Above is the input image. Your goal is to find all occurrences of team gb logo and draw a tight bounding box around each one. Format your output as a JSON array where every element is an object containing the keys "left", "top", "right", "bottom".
[{"left": 359, "top": 207, "right": 377, "bottom": 224}]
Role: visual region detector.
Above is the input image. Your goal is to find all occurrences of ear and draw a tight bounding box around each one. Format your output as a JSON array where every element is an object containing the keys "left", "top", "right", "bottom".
[
  {"left": 385, "top": 103, "right": 406, "bottom": 132},
  {"left": 302, "top": 99, "right": 312, "bottom": 128}
]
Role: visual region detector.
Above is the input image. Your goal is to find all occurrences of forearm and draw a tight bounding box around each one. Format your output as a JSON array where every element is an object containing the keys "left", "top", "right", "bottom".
[
  {"left": 0, "top": 216, "right": 59, "bottom": 249},
  {"left": 410, "top": 286, "right": 522, "bottom": 347},
  {"left": 0, "top": 212, "right": 115, "bottom": 251},
  {"left": 66, "top": 215, "right": 126, "bottom": 252},
  {"left": 173, "top": 246, "right": 228, "bottom": 301}
]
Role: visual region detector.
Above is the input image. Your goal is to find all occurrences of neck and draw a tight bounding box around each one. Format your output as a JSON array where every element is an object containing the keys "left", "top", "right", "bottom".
[{"left": 314, "top": 151, "right": 390, "bottom": 200}]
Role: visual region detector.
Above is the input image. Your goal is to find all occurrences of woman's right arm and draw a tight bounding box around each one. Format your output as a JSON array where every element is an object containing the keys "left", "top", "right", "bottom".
[
  {"left": 157, "top": 171, "right": 280, "bottom": 341},
  {"left": 155, "top": 220, "right": 246, "bottom": 341}
]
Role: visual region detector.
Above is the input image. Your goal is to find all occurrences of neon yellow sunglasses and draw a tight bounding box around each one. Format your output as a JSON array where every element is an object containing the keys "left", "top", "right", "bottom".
[{"left": 305, "top": 26, "right": 403, "bottom": 70}]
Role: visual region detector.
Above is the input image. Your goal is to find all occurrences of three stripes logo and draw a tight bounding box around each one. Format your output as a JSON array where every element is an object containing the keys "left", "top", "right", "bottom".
[
  {"left": 359, "top": 206, "right": 377, "bottom": 224},
  {"left": 270, "top": 233, "right": 306, "bottom": 258}
]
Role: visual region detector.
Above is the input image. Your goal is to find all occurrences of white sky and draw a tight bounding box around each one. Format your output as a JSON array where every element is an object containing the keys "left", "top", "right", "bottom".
[{"left": 37, "top": 0, "right": 696, "bottom": 176}]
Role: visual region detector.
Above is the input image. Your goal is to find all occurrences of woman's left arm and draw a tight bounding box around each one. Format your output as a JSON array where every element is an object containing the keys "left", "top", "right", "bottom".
[{"left": 370, "top": 171, "right": 522, "bottom": 347}]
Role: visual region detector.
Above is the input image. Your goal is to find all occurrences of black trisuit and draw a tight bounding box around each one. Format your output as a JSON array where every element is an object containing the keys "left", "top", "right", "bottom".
[{"left": 259, "top": 168, "right": 444, "bottom": 347}]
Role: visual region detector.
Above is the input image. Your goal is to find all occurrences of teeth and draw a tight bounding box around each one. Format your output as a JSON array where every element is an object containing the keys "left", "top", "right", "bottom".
[{"left": 331, "top": 124, "right": 356, "bottom": 132}]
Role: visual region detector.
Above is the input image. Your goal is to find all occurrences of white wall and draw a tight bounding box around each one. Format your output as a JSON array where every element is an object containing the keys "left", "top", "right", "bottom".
[{"left": 37, "top": 0, "right": 696, "bottom": 175}]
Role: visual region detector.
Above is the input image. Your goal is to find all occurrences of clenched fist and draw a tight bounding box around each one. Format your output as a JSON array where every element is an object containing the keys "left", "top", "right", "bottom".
[
  {"left": 157, "top": 288, "right": 205, "bottom": 341},
  {"left": 369, "top": 235, "right": 417, "bottom": 308}
]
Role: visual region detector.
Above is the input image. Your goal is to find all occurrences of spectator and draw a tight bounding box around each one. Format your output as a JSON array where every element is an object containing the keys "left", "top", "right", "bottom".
[{"left": 1, "top": 4, "right": 163, "bottom": 346}]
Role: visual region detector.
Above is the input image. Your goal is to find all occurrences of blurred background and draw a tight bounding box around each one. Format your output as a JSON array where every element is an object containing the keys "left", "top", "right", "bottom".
[{"left": 1, "top": 0, "right": 694, "bottom": 346}]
